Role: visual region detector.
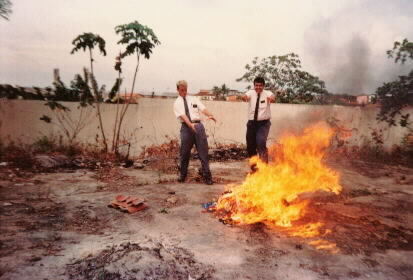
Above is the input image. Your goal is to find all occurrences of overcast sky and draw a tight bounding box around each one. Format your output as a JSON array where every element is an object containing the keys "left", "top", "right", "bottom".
[{"left": 0, "top": 0, "right": 412, "bottom": 94}]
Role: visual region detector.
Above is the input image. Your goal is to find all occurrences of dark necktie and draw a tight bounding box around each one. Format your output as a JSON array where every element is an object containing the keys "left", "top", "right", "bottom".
[
  {"left": 183, "top": 96, "right": 192, "bottom": 122},
  {"left": 254, "top": 93, "right": 261, "bottom": 121}
]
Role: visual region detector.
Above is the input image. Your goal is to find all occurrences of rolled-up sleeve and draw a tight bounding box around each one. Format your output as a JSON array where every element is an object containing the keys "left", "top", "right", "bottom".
[{"left": 174, "top": 99, "right": 185, "bottom": 119}]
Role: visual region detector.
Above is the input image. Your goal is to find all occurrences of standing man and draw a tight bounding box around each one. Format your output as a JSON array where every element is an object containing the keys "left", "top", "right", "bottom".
[
  {"left": 244, "top": 77, "right": 276, "bottom": 164},
  {"left": 173, "top": 80, "right": 216, "bottom": 185}
]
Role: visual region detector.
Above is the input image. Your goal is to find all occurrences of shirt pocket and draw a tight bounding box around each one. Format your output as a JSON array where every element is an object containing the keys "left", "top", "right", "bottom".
[{"left": 259, "top": 99, "right": 267, "bottom": 108}]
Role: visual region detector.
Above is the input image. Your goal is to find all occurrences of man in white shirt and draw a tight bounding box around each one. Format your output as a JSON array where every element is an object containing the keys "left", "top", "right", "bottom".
[
  {"left": 173, "top": 80, "right": 216, "bottom": 185},
  {"left": 243, "top": 77, "right": 276, "bottom": 164}
]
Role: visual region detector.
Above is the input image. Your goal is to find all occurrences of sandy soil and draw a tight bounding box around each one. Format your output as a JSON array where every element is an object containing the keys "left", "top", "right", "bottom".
[{"left": 0, "top": 159, "right": 412, "bottom": 280}]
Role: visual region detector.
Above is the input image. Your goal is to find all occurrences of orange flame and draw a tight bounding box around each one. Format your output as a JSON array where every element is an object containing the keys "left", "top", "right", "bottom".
[{"left": 215, "top": 122, "right": 342, "bottom": 231}]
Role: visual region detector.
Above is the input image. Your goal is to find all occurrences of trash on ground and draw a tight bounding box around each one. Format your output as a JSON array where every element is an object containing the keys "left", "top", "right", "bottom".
[{"left": 108, "top": 194, "right": 148, "bottom": 214}]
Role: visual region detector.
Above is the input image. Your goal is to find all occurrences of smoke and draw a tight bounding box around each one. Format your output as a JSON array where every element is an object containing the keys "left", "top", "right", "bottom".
[
  {"left": 332, "top": 35, "right": 371, "bottom": 94},
  {"left": 303, "top": 0, "right": 413, "bottom": 94}
]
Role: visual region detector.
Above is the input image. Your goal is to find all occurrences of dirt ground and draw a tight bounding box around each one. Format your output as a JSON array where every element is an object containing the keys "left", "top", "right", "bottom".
[{"left": 0, "top": 159, "right": 412, "bottom": 280}]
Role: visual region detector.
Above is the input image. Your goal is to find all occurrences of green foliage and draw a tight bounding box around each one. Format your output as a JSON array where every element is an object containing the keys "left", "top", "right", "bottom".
[
  {"left": 376, "top": 70, "right": 412, "bottom": 127},
  {"left": 115, "top": 21, "right": 161, "bottom": 59},
  {"left": 212, "top": 84, "right": 229, "bottom": 100},
  {"left": 71, "top": 33, "right": 107, "bottom": 56},
  {"left": 88, "top": 70, "right": 106, "bottom": 102},
  {"left": 44, "top": 100, "right": 70, "bottom": 111},
  {"left": 70, "top": 69, "right": 94, "bottom": 106},
  {"left": 108, "top": 78, "right": 122, "bottom": 100},
  {"left": 0, "top": 0, "right": 12, "bottom": 20},
  {"left": 237, "top": 53, "right": 328, "bottom": 103},
  {"left": 32, "top": 136, "right": 57, "bottom": 153},
  {"left": 377, "top": 38, "right": 413, "bottom": 127},
  {"left": 71, "top": 33, "right": 106, "bottom": 75},
  {"left": 53, "top": 76, "right": 81, "bottom": 102},
  {"left": 387, "top": 38, "right": 413, "bottom": 64},
  {"left": 0, "top": 84, "right": 19, "bottom": 99}
]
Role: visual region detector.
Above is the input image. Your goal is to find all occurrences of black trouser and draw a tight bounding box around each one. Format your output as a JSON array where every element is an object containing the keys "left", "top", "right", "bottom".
[
  {"left": 179, "top": 122, "right": 211, "bottom": 179},
  {"left": 246, "top": 120, "right": 271, "bottom": 163}
]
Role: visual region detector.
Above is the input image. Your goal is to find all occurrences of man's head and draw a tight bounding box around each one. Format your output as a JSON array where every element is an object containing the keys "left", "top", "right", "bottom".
[
  {"left": 176, "top": 80, "right": 188, "bottom": 97},
  {"left": 253, "top": 77, "right": 265, "bottom": 94}
]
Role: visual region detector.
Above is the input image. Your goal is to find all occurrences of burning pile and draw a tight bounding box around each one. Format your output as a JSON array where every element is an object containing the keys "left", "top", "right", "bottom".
[{"left": 213, "top": 123, "right": 342, "bottom": 236}]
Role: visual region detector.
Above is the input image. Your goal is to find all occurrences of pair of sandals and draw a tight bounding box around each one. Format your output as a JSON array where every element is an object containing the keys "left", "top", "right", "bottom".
[{"left": 108, "top": 194, "right": 147, "bottom": 213}]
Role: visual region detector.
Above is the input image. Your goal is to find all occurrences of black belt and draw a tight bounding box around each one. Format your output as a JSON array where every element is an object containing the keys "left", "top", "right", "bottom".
[
  {"left": 249, "top": 119, "right": 269, "bottom": 123},
  {"left": 182, "top": 120, "right": 201, "bottom": 127}
]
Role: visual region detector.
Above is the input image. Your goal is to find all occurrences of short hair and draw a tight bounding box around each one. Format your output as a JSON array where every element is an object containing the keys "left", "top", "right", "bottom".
[
  {"left": 176, "top": 80, "right": 188, "bottom": 89},
  {"left": 253, "top": 77, "right": 265, "bottom": 85}
]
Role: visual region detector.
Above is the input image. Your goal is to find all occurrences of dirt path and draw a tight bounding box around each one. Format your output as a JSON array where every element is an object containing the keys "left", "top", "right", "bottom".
[{"left": 0, "top": 160, "right": 412, "bottom": 279}]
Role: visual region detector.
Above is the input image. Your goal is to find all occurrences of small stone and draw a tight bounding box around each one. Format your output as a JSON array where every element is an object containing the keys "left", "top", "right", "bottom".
[
  {"left": 3, "top": 202, "right": 12, "bottom": 206},
  {"left": 134, "top": 162, "right": 145, "bottom": 169},
  {"left": 0, "top": 162, "right": 8, "bottom": 166},
  {"left": 29, "top": 256, "right": 42, "bottom": 262},
  {"left": 166, "top": 196, "right": 178, "bottom": 204}
]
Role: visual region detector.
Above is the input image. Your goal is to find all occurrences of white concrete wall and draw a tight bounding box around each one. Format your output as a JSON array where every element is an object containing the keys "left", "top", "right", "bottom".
[{"left": 0, "top": 99, "right": 411, "bottom": 157}]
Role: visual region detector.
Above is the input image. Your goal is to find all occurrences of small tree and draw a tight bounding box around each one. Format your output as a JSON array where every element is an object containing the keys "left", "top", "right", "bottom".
[
  {"left": 377, "top": 39, "right": 413, "bottom": 128},
  {"left": 113, "top": 20, "right": 160, "bottom": 154},
  {"left": 237, "top": 53, "right": 328, "bottom": 103},
  {"left": 212, "top": 84, "right": 230, "bottom": 100},
  {"left": 41, "top": 70, "right": 96, "bottom": 146},
  {"left": 71, "top": 33, "right": 109, "bottom": 151},
  {"left": 212, "top": 86, "right": 221, "bottom": 100}
]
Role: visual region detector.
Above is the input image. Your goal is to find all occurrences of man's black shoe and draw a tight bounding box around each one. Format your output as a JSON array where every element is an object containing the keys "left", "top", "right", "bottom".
[
  {"left": 178, "top": 175, "right": 186, "bottom": 183},
  {"left": 205, "top": 178, "right": 214, "bottom": 185}
]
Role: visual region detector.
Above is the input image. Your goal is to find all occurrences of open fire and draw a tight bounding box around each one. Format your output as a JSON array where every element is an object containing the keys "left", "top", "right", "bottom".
[{"left": 212, "top": 123, "right": 343, "bottom": 244}]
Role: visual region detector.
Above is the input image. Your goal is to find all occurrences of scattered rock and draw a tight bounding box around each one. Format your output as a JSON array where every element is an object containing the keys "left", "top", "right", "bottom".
[
  {"left": 159, "top": 208, "right": 169, "bottom": 214},
  {"left": 34, "top": 155, "right": 70, "bottom": 169},
  {"left": 65, "top": 241, "right": 215, "bottom": 280},
  {"left": 166, "top": 196, "right": 178, "bottom": 204},
  {"left": 29, "top": 256, "right": 42, "bottom": 262},
  {"left": 133, "top": 162, "right": 145, "bottom": 169}
]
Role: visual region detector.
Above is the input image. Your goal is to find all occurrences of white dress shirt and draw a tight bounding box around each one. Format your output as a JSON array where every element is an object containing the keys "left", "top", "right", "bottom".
[
  {"left": 174, "top": 95, "right": 206, "bottom": 122},
  {"left": 246, "top": 90, "right": 274, "bottom": 121}
]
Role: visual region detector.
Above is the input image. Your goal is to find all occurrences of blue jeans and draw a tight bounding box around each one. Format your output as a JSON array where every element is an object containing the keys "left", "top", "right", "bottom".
[{"left": 246, "top": 120, "right": 271, "bottom": 163}]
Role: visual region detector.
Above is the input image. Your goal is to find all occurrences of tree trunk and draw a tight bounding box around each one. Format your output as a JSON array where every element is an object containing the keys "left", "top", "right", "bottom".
[
  {"left": 114, "top": 54, "right": 140, "bottom": 155},
  {"left": 111, "top": 72, "right": 122, "bottom": 153}
]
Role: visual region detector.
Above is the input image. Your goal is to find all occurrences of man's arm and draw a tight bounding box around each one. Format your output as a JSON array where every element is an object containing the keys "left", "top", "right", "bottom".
[
  {"left": 201, "top": 109, "right": 216, "bottom": 122},
  {"left": 179, "top": 115, "right": 196, "bottom": 132},
  {"left": 267, "top": 95, "right": 276, "bottom": 103}
]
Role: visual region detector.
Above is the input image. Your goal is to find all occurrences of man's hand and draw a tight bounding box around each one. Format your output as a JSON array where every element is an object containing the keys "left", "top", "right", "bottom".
[
  {"left": 190, "top": 123, "right": 197, "bottom": 133},
  {"left": 207, "top": 115, "right": 216, "bottom": 122},
  {"left": 202, "top": 109, "right": 216, "bottom": 123},
  {"left": 267, "top": 95, "right": 276, "bottom": 103},
  {"left": 180, "top": 115, "right": 197, "bottom": 133}
]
